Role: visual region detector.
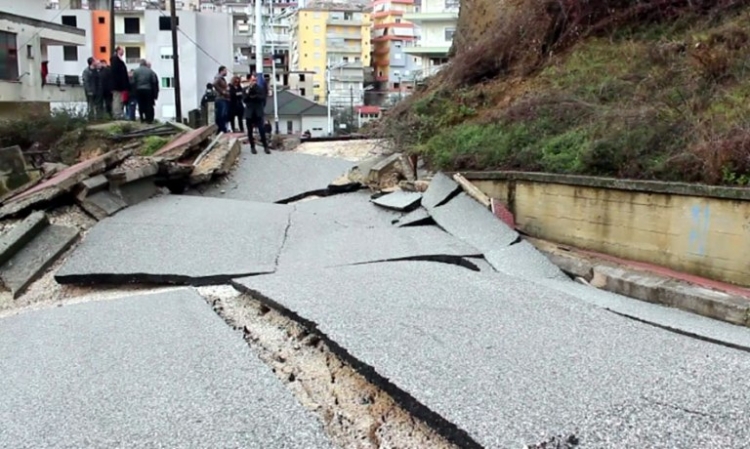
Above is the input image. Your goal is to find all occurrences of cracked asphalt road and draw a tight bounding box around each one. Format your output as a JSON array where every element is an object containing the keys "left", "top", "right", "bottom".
[{"left": 4, "top": 149, "right": 750, "bottom": 448}]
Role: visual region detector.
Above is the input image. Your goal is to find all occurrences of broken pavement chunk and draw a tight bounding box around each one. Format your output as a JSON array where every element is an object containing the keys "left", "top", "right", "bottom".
[
  {"left": 189, "top": 138, "right": 241, "bottom": 185},
  {"left": 421, "top": 172, "right": 461, "bottom": 210},
  {"left": 393, "top": 208, "right": 434, "bottom": 227},
  {"left": 0, "top": 224, "right": 79, "bottom": 298},
  {"left": 371, "top": 191, "right": 422, "bottom": 212},
  {"left": 0, "top": 211, "right": 49, "bottom": 266},
  {"left": 153, "top": 124, "right": 217, "bottom": 160},
  {"left": 78, "top": 190, "right": 128, "bottom": 220}
]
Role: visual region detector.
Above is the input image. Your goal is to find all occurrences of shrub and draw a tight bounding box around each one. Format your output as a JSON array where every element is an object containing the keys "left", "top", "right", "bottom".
[{"left": 0, "top": 108, "right": 88, "bottom": 152}]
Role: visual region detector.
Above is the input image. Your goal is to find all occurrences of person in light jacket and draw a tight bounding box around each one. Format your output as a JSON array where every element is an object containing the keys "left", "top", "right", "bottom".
[{"left": 242, "top": 73, "right": 269, "bottom": 154}]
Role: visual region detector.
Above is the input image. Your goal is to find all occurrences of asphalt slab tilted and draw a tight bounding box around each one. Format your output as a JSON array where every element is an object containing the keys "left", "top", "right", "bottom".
[
  {"left": 0, "top": 288, "right": 333, "bottom": 449},
  {"left": 234, "top": 262, "right": 750, "bottom": 449}
]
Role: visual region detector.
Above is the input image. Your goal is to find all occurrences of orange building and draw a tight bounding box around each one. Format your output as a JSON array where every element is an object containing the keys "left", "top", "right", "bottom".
[
  {"left": 370, "top": 0, "right": 418, "bottom": 90},
  {"left": 90, "top": 9, "right": 112, "bottom": 62}
]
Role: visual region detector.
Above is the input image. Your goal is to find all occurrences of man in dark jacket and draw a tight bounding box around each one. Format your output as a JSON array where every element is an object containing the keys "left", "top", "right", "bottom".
[
  {"left": 110, "top": 46, "right": 129, "bottom": 119},
  {"left": 99, "top": 61, "right": 114, "bottom": 117},
  {"left": 212, "top": 65, "right": 231, "bottom": 133},
  {"left": 243, "top": 73, "right": 269, "bottom": 154},
  {"left": 82, "top": 57, "right": 103, "bottom": 120},
  {"left": 132, "top": 59, "right": 159, "bottom": 123}
]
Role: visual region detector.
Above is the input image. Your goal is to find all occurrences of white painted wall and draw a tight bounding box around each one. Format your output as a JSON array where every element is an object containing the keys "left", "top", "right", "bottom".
[
  {"left": 300, "top": 115, "right": 327, "bottom": 136},
  {"left": 44, "top": 10, "right": 93, "bottom": 77}
]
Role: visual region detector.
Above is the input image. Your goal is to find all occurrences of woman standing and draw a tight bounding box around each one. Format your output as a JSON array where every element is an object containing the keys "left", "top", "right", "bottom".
[
  {"left": 228, "top": 76, "right": 245, "bottom": 133},
  {"left": 243, "top": 73, "right": 270, "bottom": 154}
]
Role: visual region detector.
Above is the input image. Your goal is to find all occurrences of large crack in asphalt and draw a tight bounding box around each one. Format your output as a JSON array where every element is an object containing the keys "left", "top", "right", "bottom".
[
  {"left": 226, "top": 282, "right": 484, "bottom": 449},
  {"left": 199, "top": 285, "right": 461, "bottom": 449}
]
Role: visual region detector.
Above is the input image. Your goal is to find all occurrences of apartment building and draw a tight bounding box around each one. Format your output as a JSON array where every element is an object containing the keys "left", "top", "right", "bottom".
[
  {"left": 371, "top": 0, "right": 419, "bottom": 90},
  {"left": 0, "top": 7, "right": 87, "bottom": 117},
  {"left": 290, "top": 0, "right": 371, "bottom": 108},
  {"left": 403, "top": 0, "right": 457, "bottom": 79},
  {"left": 44, "top": 6, "right": 233, "bottom": 120},
  {"left": 224, "top": 1, "right": 297, "bottom": 78}
]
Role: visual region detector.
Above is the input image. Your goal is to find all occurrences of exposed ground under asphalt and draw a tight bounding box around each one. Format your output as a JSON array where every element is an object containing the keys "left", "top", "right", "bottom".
[{"left": 199, "top": 285, "right": 458, "bottom": 449}]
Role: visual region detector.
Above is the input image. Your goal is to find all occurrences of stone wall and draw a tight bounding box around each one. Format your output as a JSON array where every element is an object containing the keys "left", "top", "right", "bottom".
[{"left": 462, "top": 171, "right": 750, "bottom": 287}]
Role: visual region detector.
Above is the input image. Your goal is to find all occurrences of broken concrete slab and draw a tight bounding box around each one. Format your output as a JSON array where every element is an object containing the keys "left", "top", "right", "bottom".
[
  {"left": 277, "top": 221, "right": 480, "bottom": 272},
  {"left": 0, "top": 150, "right": 132, "bottom": 219},
  {"left": 421, "top": 172, "right": 461, "bottom": 210},
  {"left": 484, "top": 240, "right": 568, "bottom": 280},
  {"left": 105, "top": 158, "right": 159, "bottom": 185},
  {"left": 196, "top": 151, "right": 354, "bottom": 203},
  {"left": 591, "top": 265, "right": 750, "bottom": 327},
  {"left": 153, "top": 124, "right": 217, "bottom": 160},
  {"left": 0, "top": 211, "right": 48, "bottom": 267},
  {"left": 233, "top": 262, "right": 750, "bottom": 448},
  {"left": 111, "top": 177, "right": 160, "bottom": 206},
  {"left": 0, "top": 288, "right": 333, "bottom": 448},
  {"left": 56, "top": 195, "right": 290, "bottom": 285},
  {"left": 371, "top": 191, "right": 422, "bottom": 212},
  {"left": 293, "top": 191, "right": 402, "bottom": 229},
  {"left": 393, "top": 207, "right": 434, "bottom": 227},
  {"left": 0, "top": 224, "right": 78, "bottom": 297},
  {"left": 453, "top": 173, "right": 491, "bottom": 207},
  {"left": 75, "top": 174, "right": 108, "bottom": 201},
  {"left": 189, "top": 138, "right": 241, "bottom": 185},
  {"left": 0, "top": 146, "right": 33, "bottom": 197},
  {"left": 429, "top": 192, "right": 519, "bottom": 252},
  {"left": 78, "top": 190, "right": 128, "bottom": 220}
]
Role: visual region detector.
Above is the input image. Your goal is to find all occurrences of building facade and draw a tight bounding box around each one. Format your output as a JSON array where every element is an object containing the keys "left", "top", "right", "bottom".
[
  {"left": 403, "top": 0, "right": 457, "bottom": 80},
  {"left": 0, "top": 7, "right": 87, "bottom": 118},
  {"left": 290, "top": 1, "right": 371, "bottom": 108},
  {"left": 370, "top": 0, "right": 419, "bottom": 90},
  {"left": 43, "top": 6, "right": 233, "bottom": 120}
]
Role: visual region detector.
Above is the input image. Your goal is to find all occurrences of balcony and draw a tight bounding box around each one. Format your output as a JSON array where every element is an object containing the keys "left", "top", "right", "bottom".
[
  {"left": 326, "top": 18, "right": 362, "bottom": 26},
  {"left": 0, "top": 74, "right": 85, "bottom": 103},
  {"left": 327, "top": 43, "right": 362, "bottom": 54},
  {"left": 233, "top": 63, "right": 250, "bottom": 74},
  {"left": 116, "top": 33, "right": 145, "bottom": 44},
  {"left": 403, "top": 10, "right": 458, "bottom": 23},
  {"left": 403, "top": 45, "right": 451, "bottom": 56},
  {"left": 233, "top": 34, "right": 252, "bottom": 45},
  {"left": 326, "top": 31, "right": 361, "bottom": 40}
]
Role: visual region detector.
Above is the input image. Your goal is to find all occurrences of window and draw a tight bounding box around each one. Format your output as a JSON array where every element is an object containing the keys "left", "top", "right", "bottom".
[
  {"left": 124, "top": 46, "right": 140, "bottom": 63},
  {"left": 159, "top": 16, "right": 178, "bottom": 31},
  {"left": 124, "top": 17, "right": 140, "bottom": 34},
  {"left": 99, "top": 46, "right": 106, "bottom": 53},
  {"left": 314, "top": 38, "right": 321, "bottom": 47},
  {"left": 299, "top": 74, "right": 305, "bottom": 82},
  {"left": 161, "top": 77, "right": 175, "bottom": 88},
  {"left": 314, "top": 52, "right": 321, "bottom": 60},
  {"left": 160, "top": 46, "right": 174, "bottom": 60},
  {"left": 395, "top": 18, "right": 401, "bottom": 23},
  {"left": 444, "top": 27, "right": 455, "bottom": 41},
  {"left": 313, "top": 25, "right": 321, "bottom": 33},
  {"left": 300, "top": 88, "right": 306, "bottom": 96},
  {"left": 286, "top": 120, "right": 293, "bottom": 134},
  {"left": 98, "top": 16, "right": 105, "bottom": 24},
  {"left": 63, "top": 46, "right": 78, "bottom": 61},
  {"left": 61, "top": 15, "right": 77, "bottom": 27},
  {"left": 344, "top": 12, "right": 353, "bottom": 20},
  {"left": 0, "top": 31, "right": 19, "bottom": 81},
  {"left": 394, "top": 53, "right": 402, "bottom": 60}
]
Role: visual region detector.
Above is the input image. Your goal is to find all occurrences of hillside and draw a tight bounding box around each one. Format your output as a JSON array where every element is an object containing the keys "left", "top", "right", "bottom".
[{"left": 373, "top": 0, "right": 750, "bottom": 186}]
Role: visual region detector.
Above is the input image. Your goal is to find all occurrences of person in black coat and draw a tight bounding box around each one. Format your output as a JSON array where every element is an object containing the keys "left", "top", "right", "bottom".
[
  {"left": 228, "top": 76, "right": 244, "bottom": 133},
  {"left": 99, "top": 61, "right": 114, "bottom": 118},
  {"left": 243, "top": 73, "right": 269, "bottom": 154},
  {"left": 110, "top": 46, "right": 130, "bottom": 119}
]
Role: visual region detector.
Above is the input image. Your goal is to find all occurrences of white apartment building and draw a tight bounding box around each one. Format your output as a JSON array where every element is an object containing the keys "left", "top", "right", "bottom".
[
  {"left": 403, "top": 0, "right": 457, "bottom": 79},
  {"left": 0, "top": 6, "right": 87, "bottom": 118},
  {"left": 44, "top": 8, "right": 233, "bottom": 120}
]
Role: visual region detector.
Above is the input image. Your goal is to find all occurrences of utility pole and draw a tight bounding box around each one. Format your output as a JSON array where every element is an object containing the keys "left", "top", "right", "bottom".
[
  {"left": 269, "top": 5, "right": 279, "bottom": 134},
  {"left": 109, "top": 0, "right": 115, "bottom": 57},
  {"left": 169, "top": 0, "right": 182, "bottom": 122},
  {"left": 254, "top": 0, "right": 263, "bottom": 75},
  {"left": 326, "top": 61, "right": 332, "bottom": 136},
  {"left": 349, "top": 85, "right": 354, "bottom": 130}
]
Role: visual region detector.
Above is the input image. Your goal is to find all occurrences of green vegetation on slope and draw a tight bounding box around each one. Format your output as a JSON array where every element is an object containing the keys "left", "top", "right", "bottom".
[{"left": 375, "top": 9, "right": 750, "bottom": 186}]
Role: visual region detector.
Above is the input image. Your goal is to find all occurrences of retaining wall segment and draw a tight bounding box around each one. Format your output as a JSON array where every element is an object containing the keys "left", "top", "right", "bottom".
[{"left": 233, "top": 262, "right": 750, "bottom": 448}]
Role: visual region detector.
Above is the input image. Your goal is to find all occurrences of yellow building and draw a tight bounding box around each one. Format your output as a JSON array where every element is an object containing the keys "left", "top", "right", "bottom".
[
  {"left": 291, "top": 2, "right": 371, "bottom": 108},
  {"left": 371, "top": 0, "right": 418, "bottom": 92}
]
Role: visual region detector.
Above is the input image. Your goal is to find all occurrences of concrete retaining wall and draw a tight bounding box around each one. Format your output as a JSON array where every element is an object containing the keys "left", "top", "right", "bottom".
[{"left": 460, "top": 171, "right": 750, "bottom": 287}]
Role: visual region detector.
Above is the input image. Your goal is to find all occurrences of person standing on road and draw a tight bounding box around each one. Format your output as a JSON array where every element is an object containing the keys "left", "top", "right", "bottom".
[
  {"left": 110, "top": 46, "right": 130, "bottom": 119},
  {"left": 228, "top": 76, "right": 245, "bottom": 133},
  {"left": 212, "top": 66, "right": 231, "bottom": 133},
  {"left": 132, "top": 59, "right": 158, "bottom": 123},
  {"left": 243, "top": 73, "right": 270, "bottom": 154}
]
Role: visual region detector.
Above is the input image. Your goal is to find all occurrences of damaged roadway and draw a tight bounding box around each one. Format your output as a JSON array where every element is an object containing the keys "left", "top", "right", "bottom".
[{"left": 9, "top": 146, "right": 750, "bottom": 448}]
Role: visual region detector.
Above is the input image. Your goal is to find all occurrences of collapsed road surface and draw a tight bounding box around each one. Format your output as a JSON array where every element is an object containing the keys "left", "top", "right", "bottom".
[{"left": 3, "top": 147, "right": 750, "bottom": 448}]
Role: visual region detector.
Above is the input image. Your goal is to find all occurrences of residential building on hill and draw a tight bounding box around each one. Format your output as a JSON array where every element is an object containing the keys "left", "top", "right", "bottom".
[
  {"left": 371, "top": 0, "right": 419, "bottom": 90},
  {"left": 0, "top": 7, "right": 87, "bottom": 117},
  {"left": 43, "top": 4, "right": 232, "bottom": 120},
  {"left": 290, "top": 0, "right": 371, "bottom": 108},
  {"left": 403, "top": 0, "right": 457, "bottom": 80}
]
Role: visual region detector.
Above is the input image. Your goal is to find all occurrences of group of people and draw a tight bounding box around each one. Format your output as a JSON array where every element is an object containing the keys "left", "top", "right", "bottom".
[
  {"left": 210, "top": 66, "right": 272, "bottom": 154},
  {"left": 82, "top": 46, "right": 160, "bottom": 123}
]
